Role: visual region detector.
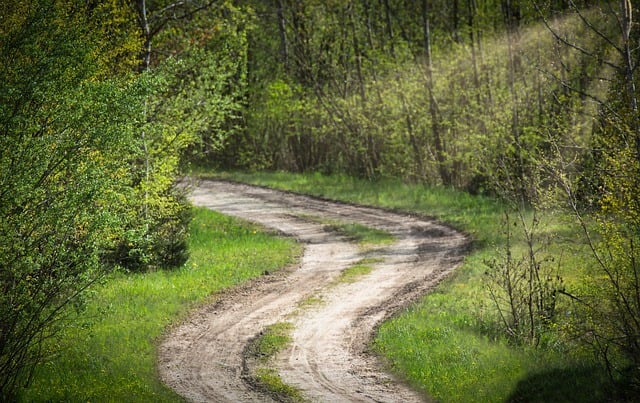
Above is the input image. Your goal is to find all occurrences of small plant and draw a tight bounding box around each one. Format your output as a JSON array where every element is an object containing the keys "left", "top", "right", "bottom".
[
  {"left": 252, "top": 322, "right": 294, "bottom": 363},
  {"left": 254, "top": 368, "right": 305, "bottom": 402},
  {"left": 297, "top": 295, "right": 324, "bottom": 309},
  {"left": 483, "top": 211, "right": 564, "bottom": 346}
]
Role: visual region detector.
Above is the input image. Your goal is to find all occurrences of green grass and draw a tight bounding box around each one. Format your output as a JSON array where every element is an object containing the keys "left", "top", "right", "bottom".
[
  {"left": 20, "top": 170, "right": 614, "bottom": 401},
  {"left": 325, "top": 222, "right": 395, "bottom": 248},
  {"left": 201, "top": 170, "right": 613, "bottom": 402},
  {"left": 20, "top": 207, "right": 301, "bottom": 402},
  {"left": 297, "top": 295, "right": 325, "bottom": 309},
  {"left": 297, "top": 213, "right": 395, "bottom": 249},
  {"left": 252, "top": 322, "right": 295, "bottom": 363},
  {"left": 375, "top": 305, "right": 613, "bottom": 402},
  {"left": 335, "top": 258, "right": 382, "bottom": 284},
  {"left": 254, "top": 368, "right": 305, "bottom": 402},
  {"left": 248, "top": 322, "right": 305, "bottom": 402}
]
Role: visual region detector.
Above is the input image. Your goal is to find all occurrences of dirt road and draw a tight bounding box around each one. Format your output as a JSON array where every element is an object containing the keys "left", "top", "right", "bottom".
[{"left": 158, "top": 179, "right": 469, "bottom": 402}]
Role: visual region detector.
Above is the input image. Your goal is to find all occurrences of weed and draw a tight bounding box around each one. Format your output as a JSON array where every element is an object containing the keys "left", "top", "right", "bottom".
[
  {"left": 325, "top": 222, "right": 395, "bottom": 248},
  {"left": 254, "top": 368, "right": 306, "bottom": 402}
]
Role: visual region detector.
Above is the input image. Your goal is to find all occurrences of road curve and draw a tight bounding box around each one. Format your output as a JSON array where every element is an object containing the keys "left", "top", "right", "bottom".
[{"left": 158, "top": 179, "right": 469, "bottom": 402}]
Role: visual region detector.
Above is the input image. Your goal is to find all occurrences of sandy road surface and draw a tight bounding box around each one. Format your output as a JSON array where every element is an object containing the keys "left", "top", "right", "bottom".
[{"left": 158, "top": 179, "right": 469, "bottom": 402}]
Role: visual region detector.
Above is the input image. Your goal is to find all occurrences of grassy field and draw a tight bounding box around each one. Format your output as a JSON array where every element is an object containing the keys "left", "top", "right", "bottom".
[
  {"left": 20, "top": 207, "right": 300, "bottom": 402},
  {"left": 205, "top": 170, "right": 614, "bottom": 402}
]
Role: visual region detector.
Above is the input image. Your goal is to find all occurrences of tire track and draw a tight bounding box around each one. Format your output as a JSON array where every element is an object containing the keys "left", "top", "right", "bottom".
[{"left": 158, "top": 179, "right": 468, "bottom": 402}]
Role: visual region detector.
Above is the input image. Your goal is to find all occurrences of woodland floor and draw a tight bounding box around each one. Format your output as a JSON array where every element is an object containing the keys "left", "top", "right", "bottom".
[{"left": 158, "top": 179, "right": 469, "bottom": 402}]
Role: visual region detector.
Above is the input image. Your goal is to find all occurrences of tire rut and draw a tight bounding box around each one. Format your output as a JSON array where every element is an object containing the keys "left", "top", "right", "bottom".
[{"left": 158, "top": 179, "right": 469, "bottom": 402}]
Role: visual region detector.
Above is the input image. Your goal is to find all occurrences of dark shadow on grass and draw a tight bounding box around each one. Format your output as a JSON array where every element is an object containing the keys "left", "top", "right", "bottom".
[{"left": 507, "top": 366, "right": 621, "bottom": 403}]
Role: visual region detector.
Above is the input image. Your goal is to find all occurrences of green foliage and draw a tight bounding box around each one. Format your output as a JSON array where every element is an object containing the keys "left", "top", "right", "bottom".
[
  {"left": 154, "top": 1, "right": 253, "bottom": 159},
  {"left": 108, "top": 1, "right": 254, "bottom": 272},
  {"left": 109, "top": 66, "right": 200, "bottom": 272},
  {"left": 73, "top": 0, "right": 142, "bottom": 77},
  {"left": 225, "top": 2, "right": 613, "bottom": 192},
  {"left": 1, "top": 0, "right": 254, "bottom": 394},
  {"left": 0, "top": 0, "right": 145, "bottom": 396},
  {"left": 483, "top": 211, "right": 564, "bottom": 346},
  {"left": 566, "top": 75, "right": 640, "bottom": 391},
  {"left": 19, "top": 208, "right": 300, "bottom": 401}
]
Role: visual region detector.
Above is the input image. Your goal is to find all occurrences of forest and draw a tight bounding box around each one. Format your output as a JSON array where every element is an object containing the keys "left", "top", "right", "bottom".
[{"left": 1, "top": 0, "right": 639, "bottom": 400}]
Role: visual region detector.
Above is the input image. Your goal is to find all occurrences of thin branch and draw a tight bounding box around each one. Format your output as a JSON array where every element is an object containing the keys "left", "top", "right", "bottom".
[
  {"left": 568, "top": 0, "right": 624, "bottom": 54},
  {"left": 149, "top": 0, "right": 219, "bottom": 25},
  {"left": 534, "top": 64, "right": 625, "bottom": 124},
  {"left": 533, "top": 2, "right": 622, "bottom": 72}
]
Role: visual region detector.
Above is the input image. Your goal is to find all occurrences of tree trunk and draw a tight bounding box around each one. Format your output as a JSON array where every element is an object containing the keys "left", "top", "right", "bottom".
[
  {"left": 276, "top": 0, "right": 289, "bottom": 73},
  {"left": 349, "top": 4, "right": 367, "bottom": 104},
  {"left": 620, "top": 0, "right": 640, "bottom": 163},
  {"left": 422, "top": 0, "right": 451, "bottom": 185},
  {"left": 452, "top": 0, "right": 461, "bottom": 43},
  {"left": 383, "top": 0, "right": 425, "bottom": 180},
  {"left": 137, "top": 0, "right": 151, "bottom": 226},
  {"left": 503, "top": 0, "right": 527, "bottom": 203}
]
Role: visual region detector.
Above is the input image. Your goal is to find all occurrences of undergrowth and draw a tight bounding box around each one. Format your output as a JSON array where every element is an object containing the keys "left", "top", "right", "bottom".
[
  {"left": 19, "top": 207, "right": 300, "bottom": 402},
  {"left": 20, "top": 169, "right": 618, "bottom": 401}
]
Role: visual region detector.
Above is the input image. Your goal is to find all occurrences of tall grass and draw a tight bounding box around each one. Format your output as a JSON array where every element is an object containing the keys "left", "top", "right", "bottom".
[
  {"left": 20, "top": 207, "right": 300, "bottom": 402},
  {"left": 205, "top": 170, "right": 613, "bottom": 402}
]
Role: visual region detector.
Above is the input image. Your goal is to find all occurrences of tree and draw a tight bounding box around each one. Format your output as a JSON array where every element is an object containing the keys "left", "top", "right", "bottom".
[
  {"left": 532, "top": 0, "right": 640, "bottom": 391},
  {"left": 1, "top": 0, "right": 256, "bottom": 395},
  {"left": 108, "top": 0, "right": 251, "bottom": 270},
  {"left": 0, "top": 0, "right": 144, "bottom": 396}
]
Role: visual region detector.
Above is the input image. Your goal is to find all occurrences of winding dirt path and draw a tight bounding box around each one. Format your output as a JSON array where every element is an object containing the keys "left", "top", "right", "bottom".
[{"left": 158, "top": 179, "right": 469, "bottom": 402}]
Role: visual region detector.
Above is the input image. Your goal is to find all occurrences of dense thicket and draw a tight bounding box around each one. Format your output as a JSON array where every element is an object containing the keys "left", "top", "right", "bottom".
[
  {"left": 217, "top": 0, "right": 601, "bottom": 192},
  {"left": 0, "top": 0, "right": 246, "bottom": 396},
  {"left": 0, "top": 1, "right": 142, "bottom": 395}
]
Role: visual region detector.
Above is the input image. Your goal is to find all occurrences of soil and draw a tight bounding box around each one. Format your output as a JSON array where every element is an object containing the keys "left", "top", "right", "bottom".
[{"left": 158, "top": 179, "right": 469, "bottom": 402}]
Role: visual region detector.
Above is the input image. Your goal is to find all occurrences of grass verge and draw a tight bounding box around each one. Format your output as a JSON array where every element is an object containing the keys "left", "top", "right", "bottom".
[
  {"left": 324, "top": 222, "right": 395, "bottom": 248},
  {"left": 202, "top": 170, "right": 613, "bottom": 402},
  {"left": 334, "top": 258, "right": 382, "bottom": 284},
  {"left": 204, "top": 170, "right": 503, "bottom": 245},
  {"left": 20, "top": 207, "right": 300, "bottom": 402},
  {"left": 246, "top": 322, "right": 305, "bottom": 402}
]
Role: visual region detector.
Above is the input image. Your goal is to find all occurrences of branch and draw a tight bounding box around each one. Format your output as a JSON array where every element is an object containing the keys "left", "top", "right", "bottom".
[
  {"left": 534, "top": 64, "right": 625, "bottom": 124},
  {"left": 568, "top": 0, "right": 624, "bottom": 55},
  {"left": 149, "top": 0, "right": 219, "bottom": 26},
  {"left": 533, "top": 2, "right": 622, "bottom": 72}
]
